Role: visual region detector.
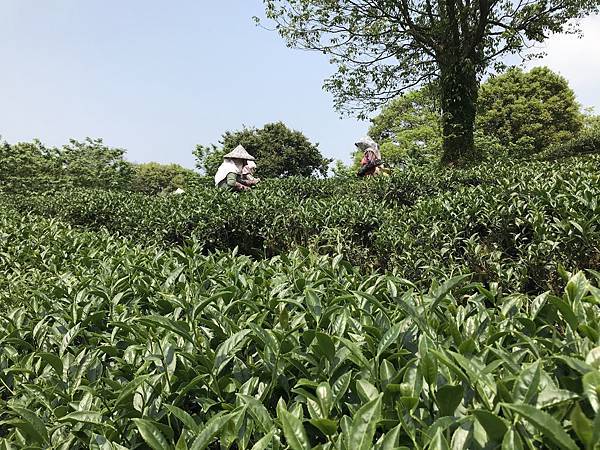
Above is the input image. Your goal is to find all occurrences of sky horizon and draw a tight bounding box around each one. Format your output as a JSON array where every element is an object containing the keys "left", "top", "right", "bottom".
[{"left": 1, "top": 2, "right": 598, "bottom": 169}]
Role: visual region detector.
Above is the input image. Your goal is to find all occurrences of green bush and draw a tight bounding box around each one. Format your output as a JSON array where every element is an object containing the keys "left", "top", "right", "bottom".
[
  {"left": 1, "top": 208, "right": 599, "bottom": 449},
  {"left": 5, "top": 154, "right": 599, "bottom": 293},
  {"left": 539, "top": 128, "right": 600, "bottom": 160}
]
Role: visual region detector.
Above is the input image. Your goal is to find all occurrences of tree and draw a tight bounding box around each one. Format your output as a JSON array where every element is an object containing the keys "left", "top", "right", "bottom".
[
  {"left": 369, "top": 85, "right": 442, "bottom": 165},
  {"left": 262, "top": 0, "right": 598, "bottom": 164},
  {"left": 583, "top": 109, "right": 600, "bottom": 133},
  {"left": 60, "top": 138, "right": 133, "bottom": 189},
  {"left": 477, "top": 67, "right": 583, "bottom": 154},
  {"left": 130, "top": 162, "right": 198, "bottom": 195},
  {"left": 0, "top": 137, "right": 132, "bottom": 192},
  {"left": 193, "top": 144, "right": 226, "bottom": 177},
  {"left": 194, "top": 122, "right": 330, "bottom": 178},
  {"left": 0, "top": 139, "right": 62, "bottom": 192}
]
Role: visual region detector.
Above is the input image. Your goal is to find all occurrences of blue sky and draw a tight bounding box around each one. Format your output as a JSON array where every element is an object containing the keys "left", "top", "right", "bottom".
[{"left": 1, "top": 2, "right": 598, "bottom": 168}]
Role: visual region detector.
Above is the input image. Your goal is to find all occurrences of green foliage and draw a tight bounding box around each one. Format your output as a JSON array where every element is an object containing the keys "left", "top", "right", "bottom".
[
  {"left": 130, "top": 162, "right": 199, "bottom": 195},
  {"left": 539, "top": 127, "right": 600, "bottom": 160},
  {"left": 1, "top": 204, "right": 600, "bottom": 448},
  {"left": 6, "top": 154, "right": 599, "bottom": 293},
  {"left": 194, "top": 122, "right": 331, "bottom": 179},
  {"left": 477, "top": 67, "right": 584, "bottom": 155},
  {"left": 262, "top": 0, "right": 599, "bottom": 164},
  {"left": 0, "top": 139, "right": 63, "bottom": 192},
  {"left": 193, "top": 143, "right": 225, "bottom": 177},
  {"left": 369, "top": 86, "right": 442, "bottom": 165},
  {"left": 330, "top": 160, "right": 355, "bottom": 178},
  {"left": 0, "top": 137, "right": 132, "bottom": 193},
  {"left": 60, "top": 138, "right": 133, "bottom": 189},
  {"left": 583, "top": 112, "right": 600, "bottom": 133}
]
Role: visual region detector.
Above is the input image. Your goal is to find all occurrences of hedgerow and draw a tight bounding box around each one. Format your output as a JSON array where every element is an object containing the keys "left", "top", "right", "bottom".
[{"left": 4, "top": 154, "right": 599, "bottom": 292}]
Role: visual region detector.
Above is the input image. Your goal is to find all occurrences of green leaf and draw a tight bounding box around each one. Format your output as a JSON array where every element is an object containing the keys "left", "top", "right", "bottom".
[
  {"left": 566, "top": 271, "right": 588, "bottom": 303},
  {"left": 58, "top": 411, "right": 104, "bottom": 425},
  {"left": 428, "top": 428, "right": 449, "bottom": 450},
  {"left": 9, "top": 406, "right": 49, "bottom": 444},
  {"left": 512, "top": 361, "right": 541, "bottom": 404},
  {"left": 316, "top": 382, "right": 333, "bottom": 417},
  {"left": 431, "top": 274, "right": 471, "bottom": 310},
  {"left": 332, "top": 371, "right": 352, "bottom": 407},
  {"left": 582, "top": 371, "right": 600, "bottom": 413},
  {"left": 37, "top": 352, "right": 64, "bottom": 378},
  {"left": 337, "top": 336, "right": 371, "bottom": 369},
  {"left": 165, "top": 405, "right": 199, "bottom": 433},
  {"left": 305, "top": 288, "right": 323, "bottom": 321},
  {"left": 501, "top": 429, "right": 524, "bottom": 450},
  {"left": 190, "top": 414, "right": 231, "bottom": 450},
  {"left": 133, "top": 418, "right": 172, "bottom": 450},
  {"left": 309, "top": 418, "right": 338, "bottom": 436},
  {"left": 420, "top": 352, "right": 438, "bottom": 386},
  {"left": 250, "top": 429, "right": 275, "bottom": 450},
  {"left": 585, "top": 346, "right": 600, "bottom": 369},
  {"left": 379, "top": 423, "right": 401, "bottom": 450},
  {"left": 237, "top": 394, "right": 274, "bottom": 433},
  {"left": 436, "top": 384, "right": 463, "bottom": 417},
  {"left": 214, "top": 329, "right": 251, "bottom": 375},
  {"left": 570, "top": 403, "right": 592, "bottom": 447},
  {"left": 315, "top": 332, "right": 335, "bottom": 361},
  {"left": 349, "top": 395, "right": 382, "bottom": 450},
  {"left": 138, "top": 316, "right": 194, "bottom": 343},
  {"left": 356, "top": 379, "right": 379, "bottom": 402},
  {"left": 376, "top": 324, "right": 402, "bottom": 358},
  {"left": 501, "top": 403, "right": 578, "bottom": 450},
  {"left": 277, "top": 408, "right": 311, "bottom": 450},
  {"left": 536, "top": 388, "right": 578, "bottom": 409},
  {"left": 472, "top": 410, "right": 508, "bottom": 441}
]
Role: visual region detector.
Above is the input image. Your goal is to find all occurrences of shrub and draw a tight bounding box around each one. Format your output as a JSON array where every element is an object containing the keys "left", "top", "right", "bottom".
[{"left": 539, "top": 127, "right": 600, "bottom": 160}]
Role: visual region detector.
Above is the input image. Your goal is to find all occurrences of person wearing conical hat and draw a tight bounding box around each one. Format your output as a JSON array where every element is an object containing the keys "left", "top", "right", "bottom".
[
  {"left": 214, "top": 145, "right": 256, "bottom": 191},
  {"left": 241, "top": 160, "right": 260, "bottom": 186},
  {"left": 355, "top": 136, "right": 387, "bottom": 177}
]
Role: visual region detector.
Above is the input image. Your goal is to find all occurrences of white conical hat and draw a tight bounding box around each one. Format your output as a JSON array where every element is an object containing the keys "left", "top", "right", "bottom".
[
  {"left": 223, "top": 145, "right": 255, "bottom": 161},
  {"left": 355, "top": 136, "right": 377, "bottom": 151}
]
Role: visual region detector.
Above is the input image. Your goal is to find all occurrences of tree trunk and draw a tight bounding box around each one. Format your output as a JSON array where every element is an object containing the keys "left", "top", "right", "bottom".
[{"left": 439, "top": 60, "right": 480, "bottom": 165}]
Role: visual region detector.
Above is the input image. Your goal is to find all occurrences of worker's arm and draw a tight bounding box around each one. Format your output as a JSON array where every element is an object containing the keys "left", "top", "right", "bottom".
[{"left": 226, "top": 172, "right": 249, "bottom": 191}]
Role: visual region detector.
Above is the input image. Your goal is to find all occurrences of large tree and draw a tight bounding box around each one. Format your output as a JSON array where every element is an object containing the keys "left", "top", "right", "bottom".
[
  {"left": 477, "top": 66, "right": 583, "bottom": 154},
  {"left": 261, "top": 0, "right": 598, "bottom": 164},
  {"left": 369, "top": 84, "right": 442, "bottom": 164},
  {"left": 194, "top": 122, "right": 331, "bottom": 178}
]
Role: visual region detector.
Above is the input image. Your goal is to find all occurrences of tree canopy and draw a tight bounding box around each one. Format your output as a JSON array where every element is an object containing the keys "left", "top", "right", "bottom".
[
  {"left": 369, "top": 85, "right": 441, "bottom": 165},
  {"left": 130, "top": 162, "right": 198, "bottom": 195},
  {"left": 0, "top": 137, "right": 131, "bottom": 192},
  {"left": 194, "top": 122, "right": 330, "bottom": 178},
  {"left": 477, "top": 66, "right": 583, "bottom": 154},
  {"left": 262, "top": 0, "right": 599, "bottom": 164}
]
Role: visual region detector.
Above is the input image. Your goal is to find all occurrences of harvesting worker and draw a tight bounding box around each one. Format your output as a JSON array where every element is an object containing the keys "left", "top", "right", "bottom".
[
  {"left": 214, "top": 145, "right": 256, "bottom": 191},
  {"left": 242, "top": 160, "right": 260, "bottom": 186},
  {"left": 355, "top": 136, "right": 386, "bottom": 177}
]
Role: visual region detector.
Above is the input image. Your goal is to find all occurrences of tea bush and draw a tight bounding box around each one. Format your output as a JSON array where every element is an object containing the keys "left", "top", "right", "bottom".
[
  {"left": 1, "top": 208, "right": 600, "bottom": 449},
  {"left": 4, "top": 154, "right": 599, "bottom": 292}
]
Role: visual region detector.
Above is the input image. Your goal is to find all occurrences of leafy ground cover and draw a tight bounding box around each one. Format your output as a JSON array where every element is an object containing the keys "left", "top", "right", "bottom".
[
  {"left": 1, "top": 207, "right": 600, "bottom": 449},
  {"left": 5, "top": 154, "right": 599, "bottom": 293}
]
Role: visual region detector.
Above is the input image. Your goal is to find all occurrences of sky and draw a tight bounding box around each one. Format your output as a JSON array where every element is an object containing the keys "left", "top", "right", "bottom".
[{"left": 1, "top": 2, "right": 598, "bottom": 168}]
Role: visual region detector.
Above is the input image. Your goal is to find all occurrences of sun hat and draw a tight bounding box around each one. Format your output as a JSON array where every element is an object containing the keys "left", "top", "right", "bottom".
[
  {"left": 354, "top": 136, "right": 378, "bottom": 151},
  {"left": 223, "top": 145, "right": 255, "bottom": 161}
]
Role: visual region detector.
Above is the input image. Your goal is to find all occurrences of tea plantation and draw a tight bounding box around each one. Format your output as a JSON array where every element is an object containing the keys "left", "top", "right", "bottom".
[{"left": 1, "top": 154, "right": 600, "bottom": 449}]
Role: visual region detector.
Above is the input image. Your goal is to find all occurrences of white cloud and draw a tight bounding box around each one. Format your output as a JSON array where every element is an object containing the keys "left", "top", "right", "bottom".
[{"left": 524, "top": 14, "right": 600, "bottom": 112}]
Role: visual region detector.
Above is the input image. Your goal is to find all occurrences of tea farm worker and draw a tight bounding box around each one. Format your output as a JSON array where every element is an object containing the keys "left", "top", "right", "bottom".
[
  {"left": 242, "top": 160, "right": 260, "bottom": 186},
  {"left": 214, "top": 145, "right": 256, "bottom": 191},
  {"left": 355, "top": 136, "right": 384, "bottom": 177}
]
